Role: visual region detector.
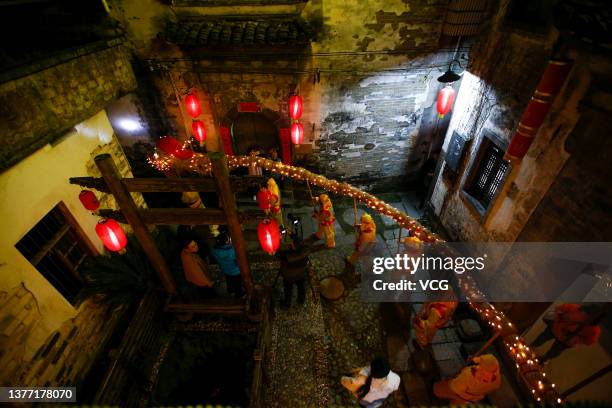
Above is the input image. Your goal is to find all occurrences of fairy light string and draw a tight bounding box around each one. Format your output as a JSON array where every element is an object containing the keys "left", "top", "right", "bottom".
[{"left": 148, "top": 152, "right": 561, "bottom": 403}]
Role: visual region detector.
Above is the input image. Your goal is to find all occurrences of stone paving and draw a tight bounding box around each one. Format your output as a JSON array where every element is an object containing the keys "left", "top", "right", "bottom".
[
  {"left": 258, "top": 191, "right": 424, "bottom": 407},
  {"left": 252, "top": 188, "right": 520, "bottom": 407}
]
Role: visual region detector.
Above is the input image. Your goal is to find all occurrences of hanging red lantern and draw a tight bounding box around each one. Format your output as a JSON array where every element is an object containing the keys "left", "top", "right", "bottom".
[
  {"left": 192, "top": 120, "right": 206, "bottom": 142},
  {"left": 257, "top": 218, "right": 281, "bottom": 255},
  {"left": 436, "top": 85, "right": 456, "bottom": 118},
  {"left": 95, "top": 219, "right": 127, "bottom": 252},
  {"left": 291, "top": 122, "right": 304, "bottom": 145},
  {"left": 289, "top": 95, "right": 303, "bottom": 120},
  {"left": 185, "top": 93, "right": 202, "bottom": 118},
  {"left": 256, "top": 188, "right": 272, "bottom": 211},
  {"left": 79, "top": 190, "right": 100, "bottom": 211},
  {"left": 156, "top": 136, "right": 193, "bottom": 160}
]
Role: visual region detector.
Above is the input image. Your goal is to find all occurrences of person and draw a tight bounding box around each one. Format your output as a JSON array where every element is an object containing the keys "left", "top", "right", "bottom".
[
  {"left": 267, "top": 177, "right": 284, "bottom": 227},
  {"left": 179, "top": 234, "right": 214, "bottom": 297},
  {"left": 531, "top": 303, "right": 602, "bottom": 361},
  {"left": 341, "top": 357, "right": 400, "bottom": 408},
  {"left": 312, "top": 193, "right": 336, "bottom": 248},
  {"left": 346, "top": 213, "right": 377, "bottom": 265},
  {"left": 210, "top": 231, "right": 243, "bottom": 298},
  {"left": 277, "top": 234, "right": 309, "bottom": 308},
  {"left": 413, "top": 301, "right": 458, "bottom": 347},
  {"left": 247, "top": 146, "right": 263, "bottom": 176},
  {"left": 433, "top": 354, "right": 501, "bottom": 404},
  {"left": 181, "top": 191, "right": 219, "bottom": 237}
]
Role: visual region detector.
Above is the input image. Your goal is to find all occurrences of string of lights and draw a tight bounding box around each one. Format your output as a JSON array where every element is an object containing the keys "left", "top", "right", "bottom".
[{"left": 147, "top": 152, "right": 562, "bottom": 404}]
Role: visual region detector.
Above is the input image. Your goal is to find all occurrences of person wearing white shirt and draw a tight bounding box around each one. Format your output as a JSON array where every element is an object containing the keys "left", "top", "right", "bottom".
[{"left": 341, "top": 357, "right": 401, "bottom": 408}]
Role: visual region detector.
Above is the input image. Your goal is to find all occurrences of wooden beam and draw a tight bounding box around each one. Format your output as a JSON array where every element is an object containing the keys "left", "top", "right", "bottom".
[
  {"left": 70, "top": 175, "right": 266, "bottom": 193},
  {"left": 98, "top": 208, "right": 264, "bottom": 225},
  {"left": 94, "top": 154, "right": 177, "bottom": 294},
  {"left": 210, "top": 152, "right": 254, "bottom": 295}
]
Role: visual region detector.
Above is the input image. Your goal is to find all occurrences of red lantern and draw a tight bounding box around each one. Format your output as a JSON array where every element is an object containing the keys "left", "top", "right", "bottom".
[
  {"left": 289, "top": 95, "right": 303, "bottom": 120},
  {"left": 156, "top": 136, "right": 193, "bottom": 160},
  {"left": 257, "top": 218, "right": 281, "bottom": 255},
  {"left": 95, "top": 219, "right": 127, "bottom": 252},
  {"left": 185, "top": 93, "right": 202, "bottom": 118},
  {"left": 79, "top": 190, "right": 100, "bottom": 211},
  {"left": 291, "top": 122, "right": 304, "bottom": 145},
  {"left": 436, "top": 85, "right": 456, "bottom": 118},
  {"left": 192, "top": 120, "right": 206, "bottom": 142},
  {"left": 257, "top": 188, "right": 272, "bottom": 211}
]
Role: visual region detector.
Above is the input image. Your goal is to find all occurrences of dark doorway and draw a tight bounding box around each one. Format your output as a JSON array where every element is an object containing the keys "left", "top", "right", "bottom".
[{"left": 231, "top": 112, "right": 279, "bottom": 155}]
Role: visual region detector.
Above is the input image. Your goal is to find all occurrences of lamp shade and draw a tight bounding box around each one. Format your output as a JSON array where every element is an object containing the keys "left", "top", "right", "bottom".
[
  {"left": 436, "top": 86, "right": 456, "bottom": 118},
  {"left": 256, "top": 188, "right": 272, "bottom": 211},
  {"left": 291, "top": 122, "right": 304, "bottom": 145},
  {"left": 79, "top": 190, "right": 100, "bottom": 211},
  {"left": 185, "top": 93, "right": 202, "bottom": 118},
  {"left": 95, "top": 219, "right": 127, "bottom": 252},
  {"left": 289, "top": 95, "right": 303, "bottom": 120},
  {"left": 192, "top": 120, "right": 206, "bottom": 142},
  {"left": 257, "top": 218, "right": 281, "bottom": 255},
  {"left": 156, "top": 136, "right": 193, "bottom": 160}
]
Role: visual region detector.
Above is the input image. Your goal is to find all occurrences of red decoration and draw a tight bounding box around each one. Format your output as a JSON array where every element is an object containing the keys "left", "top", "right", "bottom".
[
  {"left": 537, "top": 59, "right": 574, "bottom": 96},
  {"left": 506, "top": 131, "right": 533, "bottom": 159},
  {"left": 257, "top": 218, "right": 281, "bottom": 255},
  {"left": 156, "top": 136, "right": 193, "bottom": 160},
  {"left": 185, "top": 93, "right": 202, "bottom": 118},
  {"left": 505, "top": 59, "right": 573, "bottom": 161},
  {"left": 289, "top": 95, "right": 303, "bottom": 120},
  {"left": 238, "top": 102, "right": 259, "bottom": 112},
  {"left": 219, "top": 127, "right": 234, "bottom": 156},
  {"left": 280, "top": 128, "right": 292, "bottom": 165},
  {"left": 79, "top": 190, "right": 100, "bottom": 211},
  {"left": 192, "top": 120, "right": 206, "bottom": 142},
  {"left": 257, "top": 189, "right": 272, "bottom": 211},
  {"left": 95, "top": 219, "right": 127, "bottom": 252},
  {"left": 291, "top": 122, "right": 304, "bottom": 145},
  {"left": 436, "top": 85, "right": 456, "bottom": 118}
]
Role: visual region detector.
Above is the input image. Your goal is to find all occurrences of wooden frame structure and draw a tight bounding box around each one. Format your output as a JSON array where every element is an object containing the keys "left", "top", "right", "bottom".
[{"left": 70, "top": 153, "right": 264, "bottom": 296}]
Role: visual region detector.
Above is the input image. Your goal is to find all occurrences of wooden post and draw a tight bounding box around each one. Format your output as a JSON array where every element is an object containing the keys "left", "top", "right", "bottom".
[
  {"left": 210, "top": 152, "right": 254, "bottom": 295},
  {"left": 469, "top": 330, "right": 501, "bottom": 361},
  {"left": 95, "top": 154, "right": 177, "bottom": 294}
]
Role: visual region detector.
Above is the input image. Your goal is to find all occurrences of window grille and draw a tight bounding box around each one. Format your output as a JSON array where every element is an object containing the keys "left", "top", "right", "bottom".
[
  {"left": 15, "top": 204, "right": 93, "bottom": 304},
  {"left": 466, "top": 142, "right": 510, "bottom": 210}
]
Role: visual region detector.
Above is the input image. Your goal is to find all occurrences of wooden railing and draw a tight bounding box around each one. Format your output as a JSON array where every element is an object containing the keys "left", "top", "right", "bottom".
[
  {"left": 249, "top": 292, "right": 272, "bottom": 408},
  {"left": 93, "top": 290, "right": 168, "bottom": 406}
]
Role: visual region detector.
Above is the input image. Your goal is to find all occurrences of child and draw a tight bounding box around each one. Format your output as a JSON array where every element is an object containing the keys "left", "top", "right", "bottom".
[{"left": 210, "top": 231, "right": 243, "bottom": 298}]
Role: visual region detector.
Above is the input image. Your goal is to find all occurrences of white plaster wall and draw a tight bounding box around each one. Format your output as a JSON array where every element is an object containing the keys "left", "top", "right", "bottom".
[{"left": 0, "top": 111, "right": 113, "bottom": 356}]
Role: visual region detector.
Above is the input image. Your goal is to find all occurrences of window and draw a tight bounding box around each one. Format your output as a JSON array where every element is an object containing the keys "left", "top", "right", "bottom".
[
  {"left": 464, "top": 138, "right": 510, "bottom": 213},
  {"left": 15, "top": 203, "right": 97, "bottom": 304}
]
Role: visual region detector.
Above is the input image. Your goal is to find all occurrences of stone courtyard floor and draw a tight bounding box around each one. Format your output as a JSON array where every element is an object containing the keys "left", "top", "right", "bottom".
[
  {"left": 253, "top": 188, "right": 520, "bottom": 407},
  {"left": 259, "top": 191, "right": 424, "bottom": 407}
]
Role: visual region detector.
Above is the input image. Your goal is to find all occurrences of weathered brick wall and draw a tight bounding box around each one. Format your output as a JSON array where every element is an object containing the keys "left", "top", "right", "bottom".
[
  {"left": 304, "top": 1, "right": 449, "bottom": 190},
  {"left": 136, "top": 0, "right": 449, "bottom": 191},
  {"left": 0, "top": 284, "right": 120, "bottom": 387},
  {"left": 0, "top": 40, "right": 137, "bottom": 172},
  {"left": 429, "top": 1, "right": 562, "bottom": 242}
]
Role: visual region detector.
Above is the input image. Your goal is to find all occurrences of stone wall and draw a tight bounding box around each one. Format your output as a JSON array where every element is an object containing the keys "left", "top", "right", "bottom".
[
  {"left": 111, "top": 0, "right": 455, "bottom": 190},
  {"left": 430, "top": 0, "right": 571, "bottom": 242},
  {"left": 0, "top": 284, "right": 120, "bottom": 387},
  {"left": 0, "top": 40, "right": 137, "bottom": 172}
]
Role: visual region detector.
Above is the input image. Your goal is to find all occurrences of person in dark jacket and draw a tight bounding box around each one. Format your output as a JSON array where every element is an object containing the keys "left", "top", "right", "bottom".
[
  {"left": 277, "top": 234, "right": 310, "bottom": 308},
  {"left": 210, "top": 232, "right": 243, "bottom": 298}
]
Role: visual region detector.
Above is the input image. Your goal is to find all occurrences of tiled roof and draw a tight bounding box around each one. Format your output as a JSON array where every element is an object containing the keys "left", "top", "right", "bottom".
[{"left": 162, "top": 19, "right": 312, "bottom": 48}]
